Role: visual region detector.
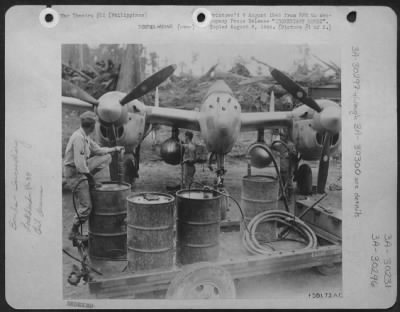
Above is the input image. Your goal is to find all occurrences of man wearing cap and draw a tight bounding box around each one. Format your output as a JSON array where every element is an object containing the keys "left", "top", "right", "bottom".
[
  {"left": 64, "top": 111, "right": 124, "bottom": 240},
  {"left": 181, "top": 131, "right": 197, "bottom": 188}
]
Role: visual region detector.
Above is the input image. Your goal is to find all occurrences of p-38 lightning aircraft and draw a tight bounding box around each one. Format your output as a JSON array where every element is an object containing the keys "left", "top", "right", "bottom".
[{"left": 62, "top": 62, "right": 341, "bottom": 193}]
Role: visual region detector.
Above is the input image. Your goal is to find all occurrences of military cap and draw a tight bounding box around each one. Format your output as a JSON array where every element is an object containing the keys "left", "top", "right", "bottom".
[{"left": 80, "top": 111, "right": 97, "bottom": 123}]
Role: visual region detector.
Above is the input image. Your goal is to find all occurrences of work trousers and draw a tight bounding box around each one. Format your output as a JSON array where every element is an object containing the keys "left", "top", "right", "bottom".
[
  {"left": 183, "top": 163, "right": 196, "bottom": 188},
  {"left": 64, "top": 154, "right": 112, "bottom": 226}
]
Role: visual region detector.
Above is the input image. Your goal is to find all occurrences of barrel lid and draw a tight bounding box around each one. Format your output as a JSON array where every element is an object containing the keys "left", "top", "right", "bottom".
[
  {"left": 128, "top": 192, "right": 174, "bottom": 204},
  {"left": 242, "top": 175, "right": 277, "bottom": 182},
  {"left": 176, "top": 189, "right": 221, "bottom": 200},
  {"left": 94, "top": 182, "right": 131, "bottom": 191}
]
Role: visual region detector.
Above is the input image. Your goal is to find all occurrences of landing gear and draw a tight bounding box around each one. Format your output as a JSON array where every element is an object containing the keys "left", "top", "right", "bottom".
[
  {"left": 208, "top": 153, "right": 227, "bottom": 188},
  {"left": 215, "top": 168, "right": 226, "bottom": 188},
  {"left": 295, "top": 163, "right": 313, "bottom": 195},
  {"left": 110, "top": 147, "right": 140, "bottom": 186}
]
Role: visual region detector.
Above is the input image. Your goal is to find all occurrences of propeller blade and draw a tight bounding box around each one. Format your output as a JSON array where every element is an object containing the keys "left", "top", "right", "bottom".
[
  {"left": 269, "top": 68, "right": 322, "bottom": 113},
  {"left": 62, "top": 79, "right": 98, "bottom": 106},
  {"left": 317, "top": 132, "right": 332, "bottom": 193},
  {"left": 120, "top": 64, "right": 177, "bottom": 105}
]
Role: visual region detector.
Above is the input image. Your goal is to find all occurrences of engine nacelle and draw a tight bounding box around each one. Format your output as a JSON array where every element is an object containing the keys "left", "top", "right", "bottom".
[
  {"left": 160, "top": 138, "right": 183, "bottom": 165},
  {"left": 95, "top": 111, "right": 146, "bottom": 154},
  {"left": 291, "top": 119, "right": 341, "bottom": 161}
]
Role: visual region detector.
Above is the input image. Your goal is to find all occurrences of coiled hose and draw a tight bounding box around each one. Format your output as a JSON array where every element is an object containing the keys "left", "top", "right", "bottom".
[
  {"left": 242, "top": 143, "right": 318, "bottom": 255},
  {"left": 241, "top": 210, "right": 318, "bottom": 255}
]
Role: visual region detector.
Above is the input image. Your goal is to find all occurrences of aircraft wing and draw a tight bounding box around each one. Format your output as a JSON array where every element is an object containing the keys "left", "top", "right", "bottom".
[
  {"left": 146, "top": 106, "right": 200, "bottom": 132},
  {"left": 240, "top": 111, "right": 293, "bottom": 131},
  {"left": 62, "top": 96, "right": 93, "bottom": 109}
]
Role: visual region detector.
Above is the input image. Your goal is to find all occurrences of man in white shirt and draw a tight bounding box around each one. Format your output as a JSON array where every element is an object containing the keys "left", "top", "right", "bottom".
[{"left": 64, "top": 111, "right": 123, "bottom": 240}]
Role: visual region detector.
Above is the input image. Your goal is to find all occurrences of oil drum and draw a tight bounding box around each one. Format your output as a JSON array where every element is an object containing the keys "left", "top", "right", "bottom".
[
  {"left": 126, "top": 192, "right": 175, "bottom": 272},
  {"left": 240, "top": 175, "right": 279, "bottom": 241},
  {"left": 176, "top": 189, "right": 222, "bottom": 265},
  {"left": 88, "top": 182, "right": 131, "bottom": 260}
]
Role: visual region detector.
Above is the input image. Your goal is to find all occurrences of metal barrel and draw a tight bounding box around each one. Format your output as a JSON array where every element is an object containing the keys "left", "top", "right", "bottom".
[
  {"left": 240, "top": 175, "right": 280, "bottom": 240},
  {"left": 176, "top": 189, "right": 222, "bottom": 265},
  {"left": 126, "top": 192, "right": 175, "bottom": 272},
  {"left": 88, "top": 182, "right": 131, "bottom": 260}
]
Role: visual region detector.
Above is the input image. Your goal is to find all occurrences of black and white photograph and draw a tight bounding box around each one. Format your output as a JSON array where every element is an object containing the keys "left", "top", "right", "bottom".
[
  {"left": 61, "top": 43, "right": 342, "bottom": 300},
  {"left": 5, "top": 5, "right": 396, "bottom": 309}
]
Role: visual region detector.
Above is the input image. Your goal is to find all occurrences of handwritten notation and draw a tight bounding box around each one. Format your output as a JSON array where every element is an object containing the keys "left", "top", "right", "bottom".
[{"left": 8, "top": 139, "right": 44, "bottom": 236}]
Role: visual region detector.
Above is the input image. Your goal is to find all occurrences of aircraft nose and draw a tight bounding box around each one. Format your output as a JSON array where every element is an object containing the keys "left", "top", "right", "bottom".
[
  {"left": 218, "top": 126, "right": 230, "bottom": 138},
  {"left": 217, "top": 115, "right": 235, "bottom": 131},
  {"left": 216, "top": 112, "right": 241, "bottom": 140}
]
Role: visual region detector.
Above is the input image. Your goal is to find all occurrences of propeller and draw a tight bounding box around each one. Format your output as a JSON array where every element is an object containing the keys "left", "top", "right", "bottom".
[
  {"left": 260, "top": 60, "right": 341, "bottom": 193},
  {"left": 120, "top": 64, "right": 177, "bottom": 105},
  {"left": 62, "top": 79, "right": 99, "bottom": 106},
  {"left": 269, "top": 67, "right": 322, "bottom": 113}
]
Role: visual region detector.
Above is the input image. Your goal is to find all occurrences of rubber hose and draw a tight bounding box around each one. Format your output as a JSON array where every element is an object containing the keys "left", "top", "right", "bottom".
[
  {"left": 72, "top": 178, "right": 88, "bottom": 226},
  {"left": 242, "top": 210, "right": 318, "bottom": 255},
  {"left": 72, "top": 177, "right": 92, "bottom": 235}
]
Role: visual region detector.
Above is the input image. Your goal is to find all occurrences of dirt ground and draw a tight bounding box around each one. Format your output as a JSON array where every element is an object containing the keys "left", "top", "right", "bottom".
[{"left": 62, "top": 122, "right": 342, "bottom": 300}]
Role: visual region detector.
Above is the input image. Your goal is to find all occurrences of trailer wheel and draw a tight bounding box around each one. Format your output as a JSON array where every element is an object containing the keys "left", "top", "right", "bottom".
[
  {"left": 166, "top": 262, "right": 236, "bottom": 299},
  {"left": 315, "top": 263, "right": 342, "bottom": 276}
]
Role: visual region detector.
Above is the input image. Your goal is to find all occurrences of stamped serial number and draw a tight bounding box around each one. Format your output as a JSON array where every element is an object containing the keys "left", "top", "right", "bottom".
[{"left": 308, "top": 292, "right": 342, "bottom": 299}]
